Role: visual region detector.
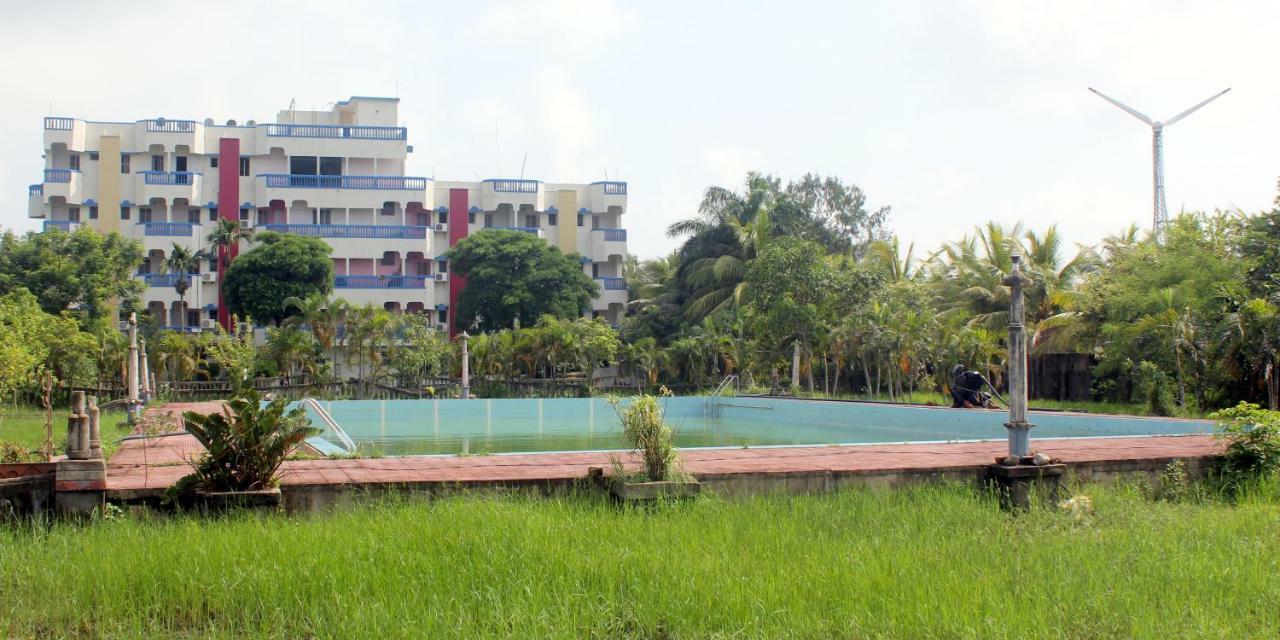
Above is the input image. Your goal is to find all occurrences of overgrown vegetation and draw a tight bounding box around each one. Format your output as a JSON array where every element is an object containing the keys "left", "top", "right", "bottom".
[
  {"left": 611, "top": 394, "right": 679, "bottom": 481},
  {"left": 174, "top": 388, "right": 317, "bottom": 493},
  {"left": 1212, "top": 402, "right": 1280, "bottom": 488},
  {"left": 1, "top": 482, "right": 1276, "bottom": 637}
]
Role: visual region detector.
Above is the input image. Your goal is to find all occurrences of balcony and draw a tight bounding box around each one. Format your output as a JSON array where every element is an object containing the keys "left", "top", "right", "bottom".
[
  {"left": 42, "top": 169, "right": 82, "bottom": 203},
  {"left": 264, "top": 123, "right": 406, "bottom": 141},
  {"left": 335, "top": 275, "right": 428, "bottom": 289},
  {"left": 143, "top": 222, "right": 196, "bottom": 236},
  {"left": 479, "top": 178, "right": 543, "bottom": 210},
  {"left": 143, "top": 171, "right": 199, "bottom": 185},
  {"left": 598, "top": 277, "right": 627, "bottom": 291},
  {"left": 593, "top": 277, "right": 628, "bottom": 311},
  {"left": 43, "top": 117, "right": 81, "bottom": 150},
  {"left": 494, "top": 226, "right": 544, "bottom": 238},
  {"left": 28, "top": 185, "right": 44, "bottom": 218},
  {"left": 29, "top": 184, "right": 43, "bottom": 197},
  {"left": 595, "top": 181, "right": 627, "bottom": 195},
  {"left": 590, "top": 228, "right": 628, "bottom": 259},
  {"left": 44, "top": 117, "right": 74, "bottom": 131},
  {"left": 43, "top": 220, "right": 75, "bottom": 233},
  {"left": 260, "top": 174, "right": 427, "bottom": 190},
  {"left": 487, "top": 179, "right": 539, "bottom": 193},
  {"left": 260, "top": 223, "right": 428, "bottom": 239},
  {"left": 139, "top": 273, "right": 195, "bottom": 287},
  {"left": 588, "top": 181, "right": 628, "bottom": 213},
  {"left": 44, "top": 168, "right": 73, "bottom": 183},
  {"left": 143, "top": 119, "right": 199, "bottom": 133},
  {"left": 136, "top": 171, "right": 201, "bottom": 201}
]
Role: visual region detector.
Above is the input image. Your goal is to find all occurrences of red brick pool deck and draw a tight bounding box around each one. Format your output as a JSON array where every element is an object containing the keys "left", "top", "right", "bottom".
[{"left": 107, "top": 402, "right": 1222, "bottom": 500}]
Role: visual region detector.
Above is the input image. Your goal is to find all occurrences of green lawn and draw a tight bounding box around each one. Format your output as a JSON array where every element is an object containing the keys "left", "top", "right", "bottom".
[
  {"left": 0, "top": 406, "right": 131, "bottom": 461},
  {"left": 1, "top": 482, "right": 1276, "bottom": 638}
]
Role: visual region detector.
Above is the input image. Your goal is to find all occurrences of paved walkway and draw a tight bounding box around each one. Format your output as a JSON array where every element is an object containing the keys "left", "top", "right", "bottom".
[{"left": 107, "top": 404, "right": 1221, "bottom": 496}]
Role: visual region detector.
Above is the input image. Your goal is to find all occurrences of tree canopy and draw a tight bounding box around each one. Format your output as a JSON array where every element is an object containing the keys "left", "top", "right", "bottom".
[
  {"left": 447, "top": 229, "right": 598, "bottom": 332},
  {"left": 223, "top": 231, "right": 333, "bottom": 325},
  {"left": 0, "top": 227, "right": 143, "bottom": 324}
]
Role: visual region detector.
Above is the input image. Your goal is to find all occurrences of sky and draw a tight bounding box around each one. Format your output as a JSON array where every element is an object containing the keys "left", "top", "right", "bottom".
[{"left": 2, "top": 0, "right": 1277, "bottom": 258}]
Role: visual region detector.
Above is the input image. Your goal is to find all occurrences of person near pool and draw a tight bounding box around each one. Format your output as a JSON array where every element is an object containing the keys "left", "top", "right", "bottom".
[{"left": 950, "top": 364, "right": 995, "bottom": 408}]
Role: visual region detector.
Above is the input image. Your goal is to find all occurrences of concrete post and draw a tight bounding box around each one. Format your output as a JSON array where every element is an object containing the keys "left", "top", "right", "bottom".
[
  {"left": 57, "top": 390, "right": 107, "bottom": 517},
  {"left": 65, "top": 391, "right": 89, "bottom": 460},
  {"left": 1002, "top": 255, "right": 1033, "bottom": 457},
  {"left": 460, "top": 332, "right": 471, "bottom": 399},
  {"left": 139, "top": 336, "right": 151, "bottom": 401},
  {"left": 88, "top": 395, "right": 102, "bottom": 459},
  {"left": 791, "top": 341, "right": 801, "bottom": 390},
  {"left": 126, "top": 312, "right": 141, "bottom": 423}
]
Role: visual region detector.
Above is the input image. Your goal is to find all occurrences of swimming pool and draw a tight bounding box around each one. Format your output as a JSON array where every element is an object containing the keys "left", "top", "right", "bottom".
[{"left": 297, "top": 396, "right": 1213, "bottom": 457}]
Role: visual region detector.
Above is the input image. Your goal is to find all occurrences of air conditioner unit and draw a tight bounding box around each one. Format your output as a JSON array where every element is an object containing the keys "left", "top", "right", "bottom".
[
  {"left": 201, "top": 319, "right": 218, "bottom": 330},
  {"left": 240, "top": 218, "right": 254, "bottom": 229},
  {"left": 433, "top": 272, "right": 448, "bottom": 282},
  {"left": 201, "top": 272, "right": 217, "bottom": 284},
  {"left": 433, "top": 223, "right": 448, "bottom": 232},
  {"left": 433, "top": 323, "right": 449, "bottom": 333}
]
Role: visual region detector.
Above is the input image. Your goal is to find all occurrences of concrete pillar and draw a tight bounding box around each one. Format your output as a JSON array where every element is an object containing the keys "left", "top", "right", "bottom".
[
  {"left": 790, "top": 341, "right": 801, "bottom": 390},
  {"left": 1002, "top": 256, "right": 1032, "bottom": 457},
  {"left": 57, "top": 390, "right": 107, "bottom": 517},
  {"left": 126, "top": 312, "right": 141, "bottom": 423},
  {"left": 139, "top": 336, "right": 151, "bottom": 401},
  {"left": 460, "top": 332, "right": 471, "bottom": 399},
  {"left": 88, "top": 395, "right": 102, "bottom": 459}
]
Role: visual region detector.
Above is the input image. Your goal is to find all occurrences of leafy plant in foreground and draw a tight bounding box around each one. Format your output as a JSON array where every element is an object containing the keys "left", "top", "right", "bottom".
[
  {"left": 178, "top": 388, "right": 317, "bottom": 493},
  {"left": 1211, "top": 402, "right": 1280, "bottom": 485},
  {"left": 610, "top": 393, "right": 679, "bottom": 481}
]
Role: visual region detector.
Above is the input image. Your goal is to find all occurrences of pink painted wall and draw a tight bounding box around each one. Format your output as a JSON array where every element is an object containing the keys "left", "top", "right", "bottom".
[
  {"left": 348, "top": 259, "right": 374, "bottom": 276},
  {"left": 332, "top": 259, "right": 347, "bottom": 276},
  {"left": 216, "top": 138, "right": 240, "bottom": 328},
  {"left": 448, "top": 189, "right": 469, "bottom": 336}
]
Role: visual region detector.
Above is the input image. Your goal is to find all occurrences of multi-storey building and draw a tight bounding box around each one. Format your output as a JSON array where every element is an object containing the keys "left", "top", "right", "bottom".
[{"left": 26, "top": 97, "right": 629, "bottom": 334}]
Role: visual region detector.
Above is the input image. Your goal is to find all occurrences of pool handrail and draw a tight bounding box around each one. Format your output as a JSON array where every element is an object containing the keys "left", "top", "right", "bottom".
[
  {"left": 706, "top": 375, "right": 740, "bottom": 414},
  {"left": 300, "top": 398, "right": 358, "bottom": 452}
]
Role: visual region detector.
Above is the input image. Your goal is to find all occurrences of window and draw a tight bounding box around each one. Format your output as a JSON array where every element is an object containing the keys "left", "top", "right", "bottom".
[
  {"left": 315, "top": 208, "right": 333, "bottom": 225},
  {"left": 592, "top": 264, "right": 599, "bottom": 278},
  {"left": 207, "top": 259, "right": 217, "bottom": 272},
  {"left": 438, "top": 211, "right": 448, "bottom": 224},
  {"left": 380, "top": 252, "right": 397, "bottom": 266},
  {"left": 484, "top": 213, "right": 493, "bottom": 228},
  {"left": 438, "top": 310, "right": 447, "bottom": 324},
  {"left": 467, "top": 211, "right": 475, "bottom": 224},
  {"left": 68, "top": 154, "right": 80, "bottom": 171},
  {"left": 592, "top": 215, "right": 601, "bottom": 229},
  {"left": 524, "top": 214, "right": 538, "bottom": 228},
  {"left": 577, "top": 214, "right": 584, "bottom": 227},
  {"left": 175, "top": 156, "right": 188, "bottom": 172},
  {"left": 89, "top": 206, "right": 98, "bottom": 220},
  {"left": 239, "top": 157, "right": 250, "bottom": 176},
  {"left": 188, "top": 208, "right": 200, "bottom": 224},
  {"left": 319, "top": 157, "right": 342, "bottom": 176},
  {"left": 548, "top": 213, "right": 558, "bottom": 226},
  {"left": 120, "top": 206, "right": 130, "bottom": 220},
  {"left": 437, "top": 260, "right": 448, "bottom": 274},
  {"left": 120, "top": 154, "right": 130, "bottom": 173},
  {"left": 290, "top": 156, "right": 317, "bottom": 175},
  {"left": 89, "top": 152, "right": 99, "bottom": 161},
  {"left": 139, "top": 207, "right": 152, "bottom": 223},
  {"left": 151, "top": 155, "right": 164, "bottom": 172},
  {"left": 140, "top": 259, "right": 152, "bottom": 274},
  {"left": 68, "top": 207, "right": 80, "bottom": 222},
  {"left": 207, "top": 308, "right": 217, "bottom": 320},
  {"left": 208, "top": 207, "right": 218, "bottom": 221},
  {"left": 209, "top": 157, "right": 218, "bottom": 168},
  {"left": 380, "top": 202, "right": 396, "bottom": 216},
  {"left": 239, "top": 208, "right": 249, "bottom": 221},
  {"left": 186, "top": 310, "right": 199, "bottom": 327}
]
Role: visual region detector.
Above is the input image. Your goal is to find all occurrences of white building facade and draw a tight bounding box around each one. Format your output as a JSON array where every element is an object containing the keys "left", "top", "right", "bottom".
[{"left": 27, "top": 97, "right": 628, "bottom": 333}]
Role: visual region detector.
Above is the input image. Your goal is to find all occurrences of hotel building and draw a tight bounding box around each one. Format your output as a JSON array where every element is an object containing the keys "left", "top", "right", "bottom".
[{"left": 27, "top": 97, "right": 629, "bottom": 334}]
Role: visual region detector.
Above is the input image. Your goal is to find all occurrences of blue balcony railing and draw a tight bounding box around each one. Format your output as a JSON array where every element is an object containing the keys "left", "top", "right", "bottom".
[
  {"left": 44, "top": 117, "right": 74, "bottom": 131},
  {"left": 142, "top": 171, "right": 199, "bottom": 185},
  {"left": 334, "top": 275, "right": 428, "bottom": 289},
  {"left": 486, "top": 179, "right": 539, "bottom": 193},
  {"left": 594, "top": 228, "right": 627, "bottom": 241},
  {"left": 260, "top": 224, "right": 427, "bottom": 239},
  {"left": 138, "top": 273, "right": 195, "bottom": 287},
  {"left": 44, "top": 168, "right": 74, "bottom": 183},
  {"left": 142, "top": 222, "right": 196, "bottom": 236},
  {"left": 598, "top": 277, "right": 627, "bottom": 290},
  {"left": 160, "top": 325, "right": 202, "bottom": 334},
  {"left": 29, "top": 184, "right": 43, "bottom": 197},
  {"left": 260, "top": 174, "right": 428, "bottom": 190},
  {"left": 143, "top": 119, "right": 198, "bottom": 133},
  {"left": 264, "top": 123, "right": 407, "bottom": 141},
  {"left": 593, "top": 181, "right": 628, "bottom": 195},
  {"left": 43, "top": 220, "right": 72, "bottom": 233}
]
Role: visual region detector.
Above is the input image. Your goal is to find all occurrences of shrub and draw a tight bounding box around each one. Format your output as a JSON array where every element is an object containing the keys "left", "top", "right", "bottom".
[
  {"left": 177, "top": 388, "right": 318, "bottom": 493},
  {"left": 1210, "top": 402, "right": 1280, "bottom": 484},
  {"left": 1134, "top": 361, "right": 1176, "bottom": 416},
  {"left": 611, "top": 394, "right": 678, "bottom": 482},
  {"left": 0, "top": 440, "right": 29, "bottom": 463}
]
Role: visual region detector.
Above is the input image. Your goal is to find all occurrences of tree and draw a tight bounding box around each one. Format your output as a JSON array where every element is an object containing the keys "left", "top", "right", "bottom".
[
  {"left": 223, "top": 232, "right": 333, "bottom": 326},
  {"left": 0, "top": 227, "right": 143, "bottom": 324},
  {"left": 448, "top": 229, "right": 598, "bottom": 332},
  {"left": 207, "top": 219, "right": 254, "bottom": 325},
  {"left": 283, "top": 293, "right": 348, "bottom": 369},
  {"left": 163, "top": 243, "right": 212, "bottom": 324},
  {"left": 388, "top": 314, "right": 451, "bottom": 388}
]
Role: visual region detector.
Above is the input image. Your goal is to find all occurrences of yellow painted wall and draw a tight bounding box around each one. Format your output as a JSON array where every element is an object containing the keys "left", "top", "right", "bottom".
[
  {"left": 557, "top": 190, "right": 577, "bottom": 254},
  {"left": 97, "top": 136, "right": 121, "bottom": 232}
]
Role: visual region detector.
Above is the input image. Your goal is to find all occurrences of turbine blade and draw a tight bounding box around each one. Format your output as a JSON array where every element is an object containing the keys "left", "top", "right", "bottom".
[
  {"left": 1088, "top": 88, "right": 1154, "bottom": 125},
  {"left": 1162, "top": 88, "right": 1231, "bottom": 127}
]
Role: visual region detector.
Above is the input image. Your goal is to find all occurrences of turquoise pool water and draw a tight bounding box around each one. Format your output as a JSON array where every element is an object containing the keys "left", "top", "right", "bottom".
[{"left": 298, "top": 396, "right": 1213, "bottom": 457}]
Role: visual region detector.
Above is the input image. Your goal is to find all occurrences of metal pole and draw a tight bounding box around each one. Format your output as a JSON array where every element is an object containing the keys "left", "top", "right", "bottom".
[
  {"left": 460, "top": 332, "right": 471, "bottom": 399},
  {"left": 1003, "top": 256, "right": 1033, "bottom": 458},
  {"left": 1152, "top": 124, "right": 1167, "bottom": 236}
]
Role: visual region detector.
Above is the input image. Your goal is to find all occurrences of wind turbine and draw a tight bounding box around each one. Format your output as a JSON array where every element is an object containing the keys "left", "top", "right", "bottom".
[{"left": 1089, "top": 87, "right": 1230, "bottom": 236}]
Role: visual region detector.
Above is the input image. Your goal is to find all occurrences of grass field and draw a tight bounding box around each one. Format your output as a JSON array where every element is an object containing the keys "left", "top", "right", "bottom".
[
  {"left": 1, "top": 481, "right": 1276, "bottom": 639},
  {"left": 0, "top": 406, "right": 131, "bottom": 461}
]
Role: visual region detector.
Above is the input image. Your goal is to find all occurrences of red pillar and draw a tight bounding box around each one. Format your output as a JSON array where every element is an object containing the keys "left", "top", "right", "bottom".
[
  {"left": 447, "top": 189, "right": 469, "bottom": 336},
  {"left": 216, "top": 138, "right": 240, "bottom": 329}
]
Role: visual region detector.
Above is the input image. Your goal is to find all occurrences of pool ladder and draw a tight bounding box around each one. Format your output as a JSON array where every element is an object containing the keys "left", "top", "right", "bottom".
[
  {"left": 705, "top": 375, "right": 739, "bottom": 416},
  {"left": 300, "top": 398, "right": 358, "bottom": 453}
]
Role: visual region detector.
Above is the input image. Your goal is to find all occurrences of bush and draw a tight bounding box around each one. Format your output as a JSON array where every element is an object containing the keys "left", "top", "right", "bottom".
[
  {"left": 1210, "top": 402, "right": 1280, "bottom": 484},
  {"left": 1134, "top": 361, "right": 1176, "bottom": 416},
  {"left": 176, "top": 388, "right": 318, "bottom": 493},
  {"left": 611, "top": 394, "right": 679, "bottom": 481},
  {"left": 0, "top": 440, "right": 29, "bottom": 463}
]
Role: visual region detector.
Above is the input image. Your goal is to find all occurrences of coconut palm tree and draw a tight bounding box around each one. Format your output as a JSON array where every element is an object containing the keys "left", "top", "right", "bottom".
[
  {"left": 163, "top": 243, "right": 212, "bottom": 328},
  {"left": 1223, "top": 297, "right": 1280, "bottom": 409},
  {"left": 282, "top": 293, "right": 348, "bottom": 368},
  {"left": 206, "top": 219, "right": 254, "bottom": 323}
]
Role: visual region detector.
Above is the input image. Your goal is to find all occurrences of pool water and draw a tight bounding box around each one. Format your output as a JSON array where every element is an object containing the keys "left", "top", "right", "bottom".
[{"left": 298, "top": 396, "right": 1212, "bottom": 457}]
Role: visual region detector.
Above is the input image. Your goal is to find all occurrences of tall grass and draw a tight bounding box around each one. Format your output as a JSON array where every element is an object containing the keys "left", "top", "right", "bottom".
[{"left": 1, "top": 482, "right": 1277, "bottom": 638}]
